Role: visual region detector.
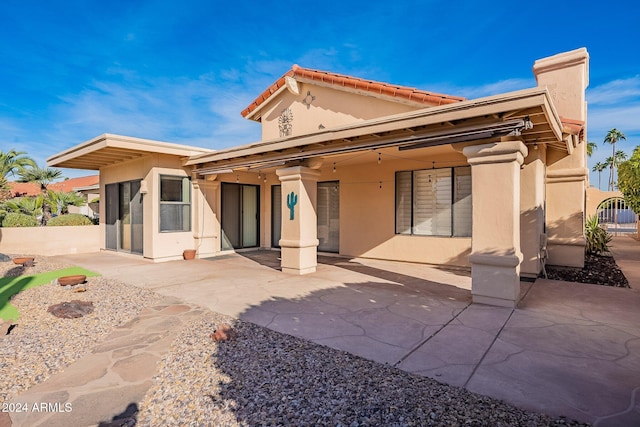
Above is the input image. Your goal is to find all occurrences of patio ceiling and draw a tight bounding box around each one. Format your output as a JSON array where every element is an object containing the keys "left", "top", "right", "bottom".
[
  {"left": 47, "top": 134, "right": 214, "bottom": 170},
  {"left": 188, "top": 87, "right": 570, "bottom": 176}
]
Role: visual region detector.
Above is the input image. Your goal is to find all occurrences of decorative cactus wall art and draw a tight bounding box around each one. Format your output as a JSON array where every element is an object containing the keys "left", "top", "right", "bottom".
[{"left": 286, "top": 191, "right": 298, "bottom": 220}]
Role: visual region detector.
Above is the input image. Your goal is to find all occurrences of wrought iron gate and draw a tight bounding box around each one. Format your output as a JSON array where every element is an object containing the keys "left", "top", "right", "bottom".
[{"left": 596, "top": 197, "right": 638, "bottom": 235}]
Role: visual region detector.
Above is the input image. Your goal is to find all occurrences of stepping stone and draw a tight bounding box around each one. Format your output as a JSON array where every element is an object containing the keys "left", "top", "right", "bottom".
[{"left": 48, "top": 301, "right": 94, "bottom": 319}]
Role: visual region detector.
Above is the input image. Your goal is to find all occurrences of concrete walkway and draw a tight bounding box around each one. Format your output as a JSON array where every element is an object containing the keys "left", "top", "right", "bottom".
[
  {"left": 610, "top": 235, "right": 640, "bottom": 289},
  {"left": 6, "top": 239, "right": 640, "bottom": 426},
  {"left": 7, "top": 298, "right": 205, "bottom": 427}
]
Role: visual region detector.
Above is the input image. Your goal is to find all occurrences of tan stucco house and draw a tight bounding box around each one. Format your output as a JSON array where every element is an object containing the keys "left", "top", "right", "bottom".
[{"left": 48, "top": 48, "right": 590, "bottom": 307}]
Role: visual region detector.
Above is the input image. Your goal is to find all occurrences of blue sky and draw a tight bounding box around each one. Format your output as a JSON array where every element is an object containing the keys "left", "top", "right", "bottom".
[{"left": 1, "top": 0, "right": 639, "bottom": 187}]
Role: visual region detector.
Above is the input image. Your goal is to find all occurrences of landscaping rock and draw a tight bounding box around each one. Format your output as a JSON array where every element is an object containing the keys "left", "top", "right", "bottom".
[
  {"left": 48, "top": 300, "right": 95, "bottom": 319},
  {"left": 546, "top": 254, "right": 630, "bottom": 287},
  {"left": 1, "top": 321, "right": 12, "bottom": 336}
]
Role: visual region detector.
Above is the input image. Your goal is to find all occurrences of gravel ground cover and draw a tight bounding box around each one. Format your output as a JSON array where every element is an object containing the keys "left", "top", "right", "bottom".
[
  {"left": 546, "top": 254, "right": 629, "bottom": 287},
  {"left": 1, "top": 254, "right": 592, "bottom": 425},
  {"left": 0, "top": 254, "right": 163, "bottom": 403},
  {"left": 138, "top": 313, "right": 589, "bottom": 427}
]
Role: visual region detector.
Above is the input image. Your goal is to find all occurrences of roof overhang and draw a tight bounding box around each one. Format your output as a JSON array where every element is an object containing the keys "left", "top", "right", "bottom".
[
  {"left": 47, "top": 134, "right": 215, "bottom": 170},
  {"left": 189, "top": 87, "right": 567, "bottom": 175},
  {"left": 73, "top": 184, "right": 100, "bottom": 192}
]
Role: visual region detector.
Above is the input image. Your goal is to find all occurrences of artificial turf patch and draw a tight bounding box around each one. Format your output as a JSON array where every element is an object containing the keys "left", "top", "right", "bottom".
[{"left": 0, "top": 267, "right": 100, "bottom": 321}]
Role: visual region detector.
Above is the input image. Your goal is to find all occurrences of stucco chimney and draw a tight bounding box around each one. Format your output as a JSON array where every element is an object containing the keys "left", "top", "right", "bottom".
[{"left": 533, "top": 48, "right": 589, "bottom": 121}]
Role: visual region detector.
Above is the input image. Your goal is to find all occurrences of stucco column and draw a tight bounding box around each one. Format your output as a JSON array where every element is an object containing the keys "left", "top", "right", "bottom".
[
  {"left": 463, "top": 141, "right": 528, "bottom": 307},
  {"left": 192, "top": 178, "right": 220, "bottom": 258},
  {"left": 520, "top": 145, "right": 546, "bottom": 277},
  {"left": 276, "top": 166, "right": 321, "bottom": 274},
  {"left": 545, "top": 168, "right": 587, "bottom": 267}
]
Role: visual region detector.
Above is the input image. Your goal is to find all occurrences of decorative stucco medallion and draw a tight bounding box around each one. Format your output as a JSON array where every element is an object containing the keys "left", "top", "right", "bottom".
[
  {"left": 302, "top": 90, "right": 316, "bottom": 109},
  {"left": 278, "top": 108, "right": 293, "bottom": 137}
]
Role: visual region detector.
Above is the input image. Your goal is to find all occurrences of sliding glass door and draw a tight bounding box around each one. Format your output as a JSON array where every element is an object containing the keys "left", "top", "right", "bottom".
[
  {"left": 105, "top": 181, "right": 143, "bottom": 254},
  {"left": 271, "top": 182, "right": 340, "bottom": 252},
  {"left": 221, "top": 183, "right": 259, "bottom": 250}
]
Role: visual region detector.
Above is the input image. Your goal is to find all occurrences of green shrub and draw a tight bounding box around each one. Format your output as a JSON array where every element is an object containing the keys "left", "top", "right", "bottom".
[
  {"left": 1, "top": 212, "right": 38, "bottom": 227},
  {"left": 584, "top": 214, "right": 612, "bottom": 255},
  {"left": 46, "top": 213, "right": 93, "bottom": 226}
]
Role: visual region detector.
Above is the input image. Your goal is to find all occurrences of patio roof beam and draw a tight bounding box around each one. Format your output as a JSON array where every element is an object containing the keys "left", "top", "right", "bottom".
[
  {"left": 398, "top": 118, "right": 531, "bottom": 151},
  {"left": 194, "top": 118, "right": 533, "bottom": 175}
]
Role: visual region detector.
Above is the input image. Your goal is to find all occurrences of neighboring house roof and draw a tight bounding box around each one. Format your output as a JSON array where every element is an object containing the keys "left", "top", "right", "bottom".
[
  {"left": 47, "top": 134, "right": 215, "bottom": 170},
  {"left": 6, "top": 182, "right": 40, "bottom": 197},
  {"left": 52, "top": 175, "right": 100, "bottom": 192},
  {"left": 241, "top": 65, "right": 465, "bottom": 120},
  {"left": 7, "top": 175, "right": 99, "bottom": 197}
]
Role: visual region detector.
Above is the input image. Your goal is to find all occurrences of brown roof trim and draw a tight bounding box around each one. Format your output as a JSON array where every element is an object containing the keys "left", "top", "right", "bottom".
[{"left": 241, "top": 65, "right": 465, "bottom": 119}]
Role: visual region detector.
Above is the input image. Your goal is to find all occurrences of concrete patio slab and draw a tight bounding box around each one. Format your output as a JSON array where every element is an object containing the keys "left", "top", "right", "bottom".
[{"left": 8, "top": 240, "right": 636, "bottom": 426}]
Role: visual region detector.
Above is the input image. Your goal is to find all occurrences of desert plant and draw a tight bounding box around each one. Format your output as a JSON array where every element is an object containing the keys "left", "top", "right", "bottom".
[
  {"left": 2, "top": 212, "right": 38, "bottom": 227},
  {"left": 47, "top": 190, "right": 86, "bottom": 215},
  {"left": 618, "top": 146, "right": 640, "bottom": 214},
  {"left": 584, "top": 214, "right": 612, "bottom": 255},
  {"left": 3, "top": 196, "right": 43, "bottom": 217},
  {"left": 46, "top": 213, "right": 93, "bottom": 226},
  {"left": 18, "top": 166, "right": 64, "bottom": 225}
]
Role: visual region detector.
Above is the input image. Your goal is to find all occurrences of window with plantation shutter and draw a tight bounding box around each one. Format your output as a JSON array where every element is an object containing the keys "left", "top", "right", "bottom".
[
  {"left": 453, "top": 167, "right": 472, "bottom": 237},
  {"left": 395, "top": 167, "right": 471, "bottom": 237},
  {"left": 395, "top": 171, "right": 412, "bottom": 234}
]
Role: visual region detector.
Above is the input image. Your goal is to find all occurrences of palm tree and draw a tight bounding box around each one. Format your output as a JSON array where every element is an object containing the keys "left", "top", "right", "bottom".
[
  {"left": 606, "top": 156, "right": 614, "bottom": 189},
  {"left": 3, "top": 196, "right": 44, "bottom": 217},
  {"left": 18, "top": 166, "right": 62, "bottom": 192},
  {"left": 0, "top": 149, "right": 36, "bottom": 200},
  {"left": 586, "top": 141, "right": 597, "bottom": 157},
  {"left": 0, "top": 149, "right": 36, "bottom": 179},
  {"left": 592, "top": 162, "right": 607, "bottom": 190},
  {"left": 613, "top": 150, "right": 628, "bottom": 189},
  {"left": 18, "top": 166, "right": 63, "bottom": 225},
  {"left": 603, "top": 129, "right": 627, "bottom": 190},
  {"left": 47, "top": 190, "right": 86, "bottom": 215}
]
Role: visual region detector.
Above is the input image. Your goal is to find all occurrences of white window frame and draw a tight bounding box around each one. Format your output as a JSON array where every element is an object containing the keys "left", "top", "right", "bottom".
[
  {"left": 159, "top": 175, "right": 191, "bottom": 233},
  {"left": 395, "top": 166, "right": 472, "bottom": 237}
]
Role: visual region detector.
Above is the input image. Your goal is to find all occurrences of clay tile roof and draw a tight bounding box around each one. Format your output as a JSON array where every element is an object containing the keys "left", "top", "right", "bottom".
[
  {"left": 241, "top": 65, "right": 465, "bottom": 119},
  {"left": 6, "top": 182, "right": 40, "bottom": 197},
  {"left": 7, "top": 175, "right": 99, "bottom": 197},
  {"left": 560, "top": 117, "right": 584, "bottom": 135},
  {"left": 49, "top": 175, "right": 100, "bottom": 192}
]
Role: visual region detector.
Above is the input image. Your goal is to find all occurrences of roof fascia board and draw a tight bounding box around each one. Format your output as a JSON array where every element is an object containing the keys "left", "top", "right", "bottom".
[
  {"left": 539, "top": 91, "right": 563, "bottom": 142},
  {"left": 47, "top": 133, "right": 214, "bottom": 168},
  {"left": 47, "top": 137, "right": 110, "bottom": 167},
  {"left": 244, "top": 85, "right": 288, "bottom": 121},
  {"left": 187, "top": 87, "right": 555, "bottom": 166},
  {"left": 293, "top": 76, "right": 436, "bottom": 109}
]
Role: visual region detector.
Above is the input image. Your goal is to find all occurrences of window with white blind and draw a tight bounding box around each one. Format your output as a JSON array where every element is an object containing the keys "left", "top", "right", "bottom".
[
  {"left": 159, "top": 175, "right": 191, "bottom": 232},
  {"left": 395, "top": 167, "right": 472, "bottom": 237}
]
